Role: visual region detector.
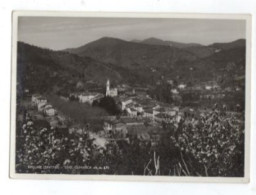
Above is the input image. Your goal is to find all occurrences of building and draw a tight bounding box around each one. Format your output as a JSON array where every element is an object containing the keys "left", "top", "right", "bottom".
[
  {"left": 126, "top": 107, "right": 138, "bottom": 117},
  {"left": 166, "top": 106, "right": 179, "bottom": 116},
  {"left": 44, "top": 107, "right": 56, "bottom": 116},
  {"left": 178, "top": 84, "right": 186, "bottom": 90},
  {"left": 31, "top": 94, "right": 47, "bottom": 106},
  {"left": 205, "top": 85, "right": 212, "bottom": 90},
  {"left": 37, "top": 101, "right": 47, "bottom": 111},
  {"left": 171, "top": 89, "right": 179, "bottom": 94},
  {"left": 41, "top": 104, "right": 53, "bottom": 112},
  {"left": 90, "top": 94, "right": 104, "bottom": 104},
  {"left": 120, "top": 98, "right": 133, "bottom": 110},
  {"left": 106, "top": 79, "right": 118, "bottom": 97},
  {"left": 133, "top": 103, "right": 143, "bottom": 113},
  {"left": 204, "top": 81, "right": 220, "bottom": 91},
  {"left": 31, "top": 94, "right": 40, "bottom": 104},
  {"left": 103, "top": 120, "right": 128, "bottom": 138},
  {"left": 143, "top": 108, "right": 155, "bottom": 119},
  {"left": 103, "top": 121, "right": 113, "bottom": 132},
  {"left": 78, "top": 92, "right": 103, "bottom": 105}
]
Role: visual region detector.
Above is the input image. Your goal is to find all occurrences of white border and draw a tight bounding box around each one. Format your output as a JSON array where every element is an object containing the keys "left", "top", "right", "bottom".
[{"left": 10, "top": 11, "right": 252, "bottom": 183}]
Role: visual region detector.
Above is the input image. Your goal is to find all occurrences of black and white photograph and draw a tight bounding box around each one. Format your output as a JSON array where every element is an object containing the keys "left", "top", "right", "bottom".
[{"left": 10, "top": 12, "right": 251, "bottom": 181}]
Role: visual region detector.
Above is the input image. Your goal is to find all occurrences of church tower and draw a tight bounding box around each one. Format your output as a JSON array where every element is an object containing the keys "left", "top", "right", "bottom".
[{"left": 106, "top": 79, "right": 110, "bottom": 96}]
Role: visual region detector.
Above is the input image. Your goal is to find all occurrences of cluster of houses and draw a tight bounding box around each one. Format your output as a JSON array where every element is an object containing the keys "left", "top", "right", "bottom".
[
  {"left": 166, "top": 79, "right": 221, "bottom": 92},
  {"left": 31, "top": 94, "right": 56, "bottom": 116},
  {"left": 66, "top": 79, "right": 225, "bottom": 117},
  {"left": 69, "top": 79, "right": 184, "bottom": 127},
  {"left": 100, "top": 116, "right": 166, "bottom": 146},
  {"left": 31, "top": 94, "right": 68, "bottom": 129},
  {"left": 117, "top": 92, "right": 181, "bottom": 123},
  {"left": 60, "top": 79, "right": 184, "bottom": 145},
  {"left": 25, "top": 76, "right": 243, "bottom": 151},
  {"left": 28, "top": 78, "right": 231, "bottom": 148}
]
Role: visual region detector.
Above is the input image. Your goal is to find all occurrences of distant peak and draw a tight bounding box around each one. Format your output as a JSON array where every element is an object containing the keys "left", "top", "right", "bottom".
[
  {"left": 208, "top": 38, "right": 246, "bottom": 49},
  {"left": 233, "top": 38, "right": 246, "bottom": 43}
]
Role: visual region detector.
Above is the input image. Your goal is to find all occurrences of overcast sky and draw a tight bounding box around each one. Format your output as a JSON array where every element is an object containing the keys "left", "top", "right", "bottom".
[{"left": 18, "top": 17, "right": 246, "bottom": 50}]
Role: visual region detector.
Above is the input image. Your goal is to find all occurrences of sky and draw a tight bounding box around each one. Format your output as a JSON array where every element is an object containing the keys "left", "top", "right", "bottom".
[{"left": 18, "top": 17, "right": 246, "bottom": 50}]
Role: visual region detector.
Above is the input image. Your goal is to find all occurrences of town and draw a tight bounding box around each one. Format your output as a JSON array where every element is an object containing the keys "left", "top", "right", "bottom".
[{"left": 16, "top": 75, "right": 245, "bottom": 176}]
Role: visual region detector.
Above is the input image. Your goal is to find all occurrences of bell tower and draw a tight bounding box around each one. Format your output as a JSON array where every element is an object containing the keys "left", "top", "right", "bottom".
[{"left": 106, "top": 79, "right": 110, "bottom": 96}]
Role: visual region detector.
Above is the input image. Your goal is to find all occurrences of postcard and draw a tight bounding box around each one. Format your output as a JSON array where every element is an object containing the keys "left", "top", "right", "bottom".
[{"left": 10, "top": 11, "right": 251, "bottom": 182}]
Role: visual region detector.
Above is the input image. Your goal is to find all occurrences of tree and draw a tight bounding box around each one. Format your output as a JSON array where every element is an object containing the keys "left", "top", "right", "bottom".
[{"left": 96, "top": 96, "right": 121, "bottom": 115}]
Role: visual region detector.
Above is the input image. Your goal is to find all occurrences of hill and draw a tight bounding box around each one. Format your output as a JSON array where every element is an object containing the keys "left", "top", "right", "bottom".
[
  {"left": 139, "top": 37, "right": 202, "bottom": 48},
  {"left": 17, "top": 37, "right": 246, "bottom": 97},
  {"left": 208, "top": 39, "right": 245, "bottom": 50},
  {"left": 65, "top": 37, "right": 198, "bottom": 69},
  {"left": 65, "top": 37, "right": 245, "bottom": 83},
  {"left": 17, "top": 42, "right": 123, "bottom": 95},
  {"left": 131, "top": 37, "right": 215, "bottom": 58},
  {"left": 131, "top": 37, "right": 245, "bottom": 58}
]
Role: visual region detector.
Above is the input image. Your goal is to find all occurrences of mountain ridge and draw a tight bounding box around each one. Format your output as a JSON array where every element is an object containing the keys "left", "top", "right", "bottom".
[
  {"left": 17, "top": 37, "right": 246, "bottom": 95},
  {"left": 64, "top": 36, "right": 245, "bottom": 60},
  {"left": 138, "top": 37, "right": 203, "bottom": 48}
]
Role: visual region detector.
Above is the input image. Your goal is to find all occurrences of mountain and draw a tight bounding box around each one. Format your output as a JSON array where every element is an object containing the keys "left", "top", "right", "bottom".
[
  {"left": 139, "top": 37, "right": 202, "bottom": 48},
  {"left": 17, "top": 42, "right": 123, "bottom": 95},
  {"left": 65, "top": 37, "right": 198, "bottom": 69},
  {"left": 188, "top": 46, "right": 245, "bottom": 83},
  {"left": 208, "top": 39, "right": 245, "bottom": 50},
  {"left": 17, "top": 37, "right": 245, "bottom": 97},
  {"left": 183, "top": 39, "right": 246, "bottom": 59},
  {"left": 133, "top": 37, "right": 245, "bottom": 58},
  {"left": 65, "top": 37, "right": 246, "bottom": 85}
]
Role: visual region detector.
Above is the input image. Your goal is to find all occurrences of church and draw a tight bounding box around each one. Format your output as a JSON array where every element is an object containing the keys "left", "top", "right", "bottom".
[{"left": 106, "top": 79, "right": 118, "bottom": 97}]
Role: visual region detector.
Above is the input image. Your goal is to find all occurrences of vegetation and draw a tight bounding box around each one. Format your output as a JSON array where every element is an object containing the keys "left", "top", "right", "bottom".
[
  {"left": 148, "top": 82, "right": 174, "bottom": 104},
  {"left": 93, "top": 96, "right": 121, "bottom": 115},
  {"left": 47, "top": 95, "right": 108, "bottom": 124},
  {"left": 16, "top": 107, "right": 244, "bottom": 176}
]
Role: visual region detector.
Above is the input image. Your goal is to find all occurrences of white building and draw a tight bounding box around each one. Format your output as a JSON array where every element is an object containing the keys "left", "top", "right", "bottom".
[
  {"left": 178, "top": 84, "right": 186, "bottom": 90},
  {"left": 106, "top": 79, "right": 118, "bottom": 97},
  {"left": 120, "top": 98, "right": 133, "bottom": 110},
  {"left": 133, "top": 104, "right": 143, "bottom": 113},
  {"left": 31, "top": 94, "right": 47, "bottom": 106},
  {"left": 31, "top": 94, "right": 41, "bottom": 104},
  {"left": 45, "top": 107, "right": 56, "bottom": 116},
  {"left": 126, "top": 107, "right": 138, "bottom": 117},
  {"left": 171, "top": 89, "right": 179, "bottom": 94},
  {"left": 78, "top": 93, "right": 103, "bottom": 105},
  {"left": 90, "top": 94, "right": 104, "bottom": 104},
  {"left": 205, "top": 85, "right": 212, "bottom": 90},
  {"left": 103, "top": 122, "right": 113, "bottom": 132},
  {"left": 143, "top": 108, "right": 157, "bottom": 119},
  {"left": 37, "top": 101, "right": 47, "bottom": 111}
]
